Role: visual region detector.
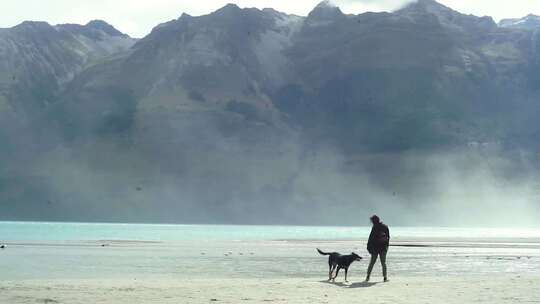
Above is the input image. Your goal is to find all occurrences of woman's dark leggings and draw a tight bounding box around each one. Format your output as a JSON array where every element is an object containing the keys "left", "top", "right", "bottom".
[{"left": 366, "top": 250, "right": 387, "bottom": 279}]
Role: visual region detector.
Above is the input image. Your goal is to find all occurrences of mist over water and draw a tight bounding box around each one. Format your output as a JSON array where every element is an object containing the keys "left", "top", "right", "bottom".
[{"left": 4, "top": 124, "right": 539, "bottom": 227}]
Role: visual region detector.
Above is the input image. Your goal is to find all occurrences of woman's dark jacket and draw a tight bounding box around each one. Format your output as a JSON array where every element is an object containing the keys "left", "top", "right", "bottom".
[{"left": 367, "top": 223, "right": 390, "bottom": 254}]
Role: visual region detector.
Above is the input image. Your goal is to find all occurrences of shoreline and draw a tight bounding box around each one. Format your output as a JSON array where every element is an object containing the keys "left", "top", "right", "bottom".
[{"left": 3, "top": 239, "right": 540, "bottom": 250}]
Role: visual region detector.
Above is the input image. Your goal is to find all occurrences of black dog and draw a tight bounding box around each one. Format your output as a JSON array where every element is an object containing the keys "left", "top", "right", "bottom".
[{"left": 317, "top": 248, "right": 362, "bottom": 282}]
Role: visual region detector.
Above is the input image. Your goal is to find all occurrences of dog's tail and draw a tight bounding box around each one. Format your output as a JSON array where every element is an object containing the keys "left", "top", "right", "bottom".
[{"left": 317, "top": 248, "right": 330, "bottom": 255}]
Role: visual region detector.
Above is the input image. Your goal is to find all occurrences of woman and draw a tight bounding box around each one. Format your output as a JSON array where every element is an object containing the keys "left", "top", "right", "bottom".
[{"left": 365, "top": 215, "right": 390, "bottom": 282}]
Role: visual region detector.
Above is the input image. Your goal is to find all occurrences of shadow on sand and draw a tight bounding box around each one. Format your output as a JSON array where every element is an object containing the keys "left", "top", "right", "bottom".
[{"left": 319, "top": 280, "right": 378, "bottom": 289}]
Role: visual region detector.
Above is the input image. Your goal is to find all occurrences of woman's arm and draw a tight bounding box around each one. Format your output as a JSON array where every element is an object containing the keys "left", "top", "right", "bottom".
[{"left": 367, "top": 227, "right": 375, "bottom": 250}]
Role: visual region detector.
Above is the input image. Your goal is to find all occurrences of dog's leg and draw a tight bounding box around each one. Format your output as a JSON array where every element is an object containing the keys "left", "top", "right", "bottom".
[
  {"left": 330, "top": 264, "right": 337, "bottom": 281},
  {"left": 333, "top": 267, "right": 341, "bottom": 282},
  {"left": 328, "top": 261, "right": 334, "bottom": 281},
  {"left": 344, "top": 268, "right": 349, "bottom": 283}
]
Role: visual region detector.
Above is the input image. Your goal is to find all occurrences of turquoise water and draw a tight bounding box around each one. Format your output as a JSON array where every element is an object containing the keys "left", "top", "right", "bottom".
[
  {"left": 2, "top": 221, "right": 540, "bottom": 242},
  {"left": 1, "top": 222, "right": 540, "bottom": 280}
]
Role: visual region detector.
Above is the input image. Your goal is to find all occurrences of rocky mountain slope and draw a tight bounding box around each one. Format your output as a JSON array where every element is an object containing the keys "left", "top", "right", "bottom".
[{"left": 0, "top": 20, "right": 135, "bottom": 117}]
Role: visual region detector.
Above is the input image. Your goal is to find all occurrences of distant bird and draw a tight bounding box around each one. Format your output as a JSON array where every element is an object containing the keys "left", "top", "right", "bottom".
[
  {"left": 136, "top": 186, "right": 142, "bottom": 191},
  {"left": 0, "top": 245, "right": 5, "bottom": 249}
]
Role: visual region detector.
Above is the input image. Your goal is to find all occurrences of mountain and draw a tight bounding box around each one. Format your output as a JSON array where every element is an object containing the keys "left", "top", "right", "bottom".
[
  {"left": 1, "top": 1, "right": 540, "bottom": 225},
  {"left": 307, "top": 0, "right": 345, "bottom": 24},
  {"left": 398, "top": 0, "right": 496, "bottom": 32},
  {"left": 0, "top": 20, "right": 134, "bottom": 117},
  {"left": 500, "top": 14, "right": 540, "bottom": 30},
  {"left": 0, "top": 20, "right": 136, "bottom": 220}
]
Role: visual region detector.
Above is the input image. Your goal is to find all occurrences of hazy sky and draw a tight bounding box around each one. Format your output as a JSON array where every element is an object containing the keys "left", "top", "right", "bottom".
[{"left": 2, "top": 0, "right": 540, "bottom": 38}]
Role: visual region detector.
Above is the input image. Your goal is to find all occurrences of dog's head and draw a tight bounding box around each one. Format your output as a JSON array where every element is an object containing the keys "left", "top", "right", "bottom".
[{"left": 351, "top": 252, "right": 362, "bottom": 261}]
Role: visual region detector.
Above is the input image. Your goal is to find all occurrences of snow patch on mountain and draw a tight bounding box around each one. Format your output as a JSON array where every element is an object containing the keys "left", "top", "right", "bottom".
[
  {"left": 500, "top": 14, "right": 540, "bottom": 30},
  {"left": 254, "top": 14, "right": 304, "bottom": 87}
]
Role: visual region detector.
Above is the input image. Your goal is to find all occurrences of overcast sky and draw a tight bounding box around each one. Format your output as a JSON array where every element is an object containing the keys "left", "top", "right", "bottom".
[{"left": 2, "top": 0, "right": 540, "bottom": 38}]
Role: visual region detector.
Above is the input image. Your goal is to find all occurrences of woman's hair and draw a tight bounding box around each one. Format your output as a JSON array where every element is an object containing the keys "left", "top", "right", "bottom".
[{"left": 370, "top": 215, "right": 380, "bottom": 224}]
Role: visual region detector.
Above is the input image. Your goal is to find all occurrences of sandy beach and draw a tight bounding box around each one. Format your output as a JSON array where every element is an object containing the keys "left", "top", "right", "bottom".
[
  {"left": 2, "top": 276, "right": 539, "bottom": 304},
  {"left": 1, "top": 224, "right": 540, "bottom": 303}
]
